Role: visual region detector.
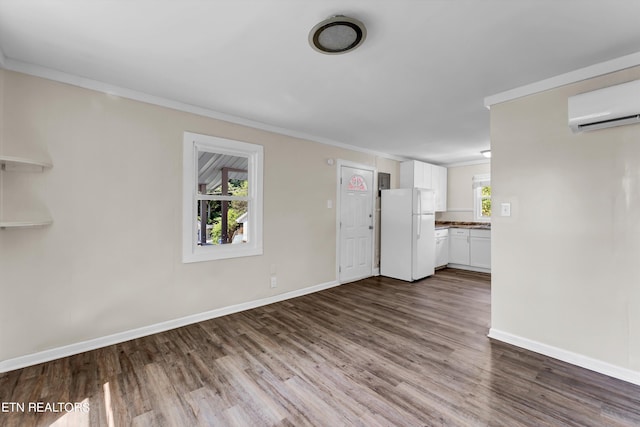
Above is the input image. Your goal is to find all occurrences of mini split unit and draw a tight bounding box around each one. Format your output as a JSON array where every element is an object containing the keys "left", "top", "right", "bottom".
[{"left": 568, "top": 79, "right": 640, "bottom": 132}]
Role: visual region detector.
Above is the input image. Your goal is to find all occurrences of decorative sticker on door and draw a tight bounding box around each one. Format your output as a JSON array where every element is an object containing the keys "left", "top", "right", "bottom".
[{"left": 347, "top": 174, "right": 368, "bottom": 191}]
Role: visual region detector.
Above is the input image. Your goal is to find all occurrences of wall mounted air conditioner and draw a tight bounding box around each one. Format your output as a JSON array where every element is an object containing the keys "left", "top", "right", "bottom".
[{"left": 568, "top": 79, "right": 640, "bottom": 133}]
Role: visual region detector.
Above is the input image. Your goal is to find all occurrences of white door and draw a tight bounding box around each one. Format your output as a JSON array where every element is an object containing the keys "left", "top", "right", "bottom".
[{"left": 339, "top": 166, "right": 374, "bottom": 283}]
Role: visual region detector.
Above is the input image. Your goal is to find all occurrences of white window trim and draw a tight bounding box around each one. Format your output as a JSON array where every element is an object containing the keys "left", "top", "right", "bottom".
[
  {"left": 473, "top": 174, "right": 491, "bottom": 222},
  {"left": 182, "top": 132, "right": 263, "bottom": 263}
]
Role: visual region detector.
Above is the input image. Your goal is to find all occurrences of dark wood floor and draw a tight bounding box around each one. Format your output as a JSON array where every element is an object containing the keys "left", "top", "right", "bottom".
[{"left": 2, "top": 269, "right": 640, "bottom": 426}]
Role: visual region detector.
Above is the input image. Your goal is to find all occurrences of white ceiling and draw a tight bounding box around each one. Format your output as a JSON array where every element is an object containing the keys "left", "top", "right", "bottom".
[{"left": 1, "top": 1, "right": 639, "bottom": 165}]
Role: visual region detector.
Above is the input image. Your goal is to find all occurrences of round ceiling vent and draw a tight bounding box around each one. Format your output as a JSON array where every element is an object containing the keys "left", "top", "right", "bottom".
[{"left": 309, "top": 15, "right": 367, "bottom": 55}]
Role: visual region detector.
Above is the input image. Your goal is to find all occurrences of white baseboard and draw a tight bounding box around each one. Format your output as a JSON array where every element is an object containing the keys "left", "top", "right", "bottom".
[
  {"left": 488, "top": 328, "right": 640, "bottom": 386},
  {"left": 0, "top": 280, "right": 340, "bottom": 374},
  {"left": 447, "top": 263, "right": 491, "bottom": 274}
]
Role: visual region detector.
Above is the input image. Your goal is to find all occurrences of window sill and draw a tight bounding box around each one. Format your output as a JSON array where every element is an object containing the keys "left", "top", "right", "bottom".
[{"left": 183, "top": 245, "right": 263, "bottom": 263}]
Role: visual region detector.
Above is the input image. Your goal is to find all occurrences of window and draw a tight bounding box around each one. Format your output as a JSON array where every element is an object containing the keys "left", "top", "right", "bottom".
[
  {"left": 473, "top": 174, "right": 491, "bottom": 221},
  {"left": 182, "top": 132, "right": 263, "bottom": 263}
]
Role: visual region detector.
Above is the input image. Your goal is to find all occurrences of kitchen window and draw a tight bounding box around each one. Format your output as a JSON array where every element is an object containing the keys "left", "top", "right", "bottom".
[
  {"left": 182, "top": 132, "right": 263, "bottom": 263},
  {"left": 473, "top": 174, "right": 491, "bottom": 221}
]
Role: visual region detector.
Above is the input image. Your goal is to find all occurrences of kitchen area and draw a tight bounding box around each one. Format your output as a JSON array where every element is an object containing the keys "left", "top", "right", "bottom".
[
  {"left": 434, "top": 222, "right": 491, "bottom": 273},
  {"left": 381, "top": 158, "right": 491, "bottom": 281}
]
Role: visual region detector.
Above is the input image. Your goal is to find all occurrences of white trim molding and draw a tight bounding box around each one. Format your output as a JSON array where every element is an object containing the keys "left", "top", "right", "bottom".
[
  {"left": 0, "top": 57, "right": 405, "bottom": 162},
  {"left": 447, "top": 263, "right": 490, "bottom": 274},
  {"left": 444, "top": 158, "right": 491, "bottom": 168},
  {"left": 445, "top": 208, "right": 474, "bottom": 213},
  {"left": 0, "top": 279, "right": 340, "bottom": 374},
  {"left": 485, "top": 51, "right": 640, "bottom": 108},
  {"left": 488, "top": 328, "right": 640, "bottom": 387},
  {"left": 182, "top": 132, "right": 263, "bottom": 263}
]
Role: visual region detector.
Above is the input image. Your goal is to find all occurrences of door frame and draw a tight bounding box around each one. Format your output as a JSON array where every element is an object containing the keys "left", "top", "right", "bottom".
[{"left": 335, "top": 159, "right": 378, "bottom": 284}]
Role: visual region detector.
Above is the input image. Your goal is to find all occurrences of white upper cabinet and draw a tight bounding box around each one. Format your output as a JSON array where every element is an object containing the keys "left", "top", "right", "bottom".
[
  {"left": 431, "top": 164, "right": 447, "bottom": 212},
  {"left": 400, "top": 160, "right": 432, "bottom": 189},
  {"left": 400, "top": 160, "right": 447, "bottom": 212}
]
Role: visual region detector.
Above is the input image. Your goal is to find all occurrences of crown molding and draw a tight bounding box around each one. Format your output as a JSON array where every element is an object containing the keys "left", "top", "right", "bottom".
[
  {"left": 484, "top": 51, "right": 640, "bottom": 108},
  {"left": 0, "top": 57, "right": 405, "bottom": 162},
  {"left": 445, "top": 158, "right": 490, "bottom": 168}
]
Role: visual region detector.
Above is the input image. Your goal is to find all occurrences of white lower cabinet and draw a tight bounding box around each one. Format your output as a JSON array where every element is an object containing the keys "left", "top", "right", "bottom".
[
  {"left": 469, "top": 229, "right": 491, "bottom": 269},
  {"left": 448, "top": 227, "right": 491, "bottom": 272},
  {"left": 435, "top": 228, "right": 449, "bottom": 268},
  {"left": 448, "top": 228, "right": 470, "bottom": 265}
]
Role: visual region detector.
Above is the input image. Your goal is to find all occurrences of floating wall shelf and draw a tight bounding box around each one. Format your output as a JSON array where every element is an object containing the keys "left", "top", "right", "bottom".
[
  {"left": 0, "top": 155, "right": 53, "bottom": 229},
  {"left": 0, "top": 219, "right": 54, "bottom": 229},
  {"left": 0, "top": 155, "right": 53, "bottom": 172}
]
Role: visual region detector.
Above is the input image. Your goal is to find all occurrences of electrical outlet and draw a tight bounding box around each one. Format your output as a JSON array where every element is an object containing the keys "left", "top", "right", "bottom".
[{"left": 270, "top": 276, "right": 277, "bottom": 288}]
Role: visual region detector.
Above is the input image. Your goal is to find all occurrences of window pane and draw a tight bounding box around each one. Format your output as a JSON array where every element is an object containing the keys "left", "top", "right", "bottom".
[
  {"left": 196, "top": 199, "right": 248, "bottom": 245},
  {"left": 197, "top": 151, "right": 248, "bottom": 195},
  {"left": 481, "top": 198, "right": 492, "bottom": 217},
  {"left": 226, "top": 178, "right": 249, "bottom": 197},
  {"left": 184, "top": 132, "right": 263, "bottom": 263},
  {"left": 477, "top": 185, "right": 491, "bottom": 218}
]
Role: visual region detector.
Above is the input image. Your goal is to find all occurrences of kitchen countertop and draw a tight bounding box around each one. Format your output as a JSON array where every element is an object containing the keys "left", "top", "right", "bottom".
[{"left": 435, "top": 221, "right": 491, "bottom": 230}]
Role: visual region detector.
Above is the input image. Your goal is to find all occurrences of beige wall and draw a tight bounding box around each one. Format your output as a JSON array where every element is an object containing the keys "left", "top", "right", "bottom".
[
  {"left": 491, "top": 66, "right": 640, "bottom": 372},
  {"left": 437, "top": 162, "right": 490, "bottom": 222},
  {"left": 0, "top": 70, "right": 399, "bottom": 363}
]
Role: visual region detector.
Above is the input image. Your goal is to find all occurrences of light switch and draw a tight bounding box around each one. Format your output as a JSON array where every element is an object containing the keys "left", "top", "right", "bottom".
[
  {"left": 327, "top": 199, "right": 333, "bottom": 209},
  {"left": 501, "top": 202, "right": 511, "bottom": 217}
]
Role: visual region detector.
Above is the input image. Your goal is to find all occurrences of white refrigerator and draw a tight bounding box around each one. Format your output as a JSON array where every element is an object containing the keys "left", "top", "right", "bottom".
[{"left": 380, "top": 188, "right": 436, "bottom": 282}]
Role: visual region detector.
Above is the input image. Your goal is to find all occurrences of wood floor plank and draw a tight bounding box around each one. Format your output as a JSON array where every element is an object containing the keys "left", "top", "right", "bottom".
[{"left": 2, "top": 268, "right": 640, "bottom": 426}]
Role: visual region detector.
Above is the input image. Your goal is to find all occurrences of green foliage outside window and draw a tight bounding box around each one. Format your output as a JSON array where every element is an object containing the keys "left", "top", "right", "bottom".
[
  {"left": 197, "top": 179, "right": 248, "bottom": 244},
  {"left": 211, "top": 179, "right": 248, "bottom": 243},
  {"left": 480, "top": 186, "right": 491, "bottom": 217}
]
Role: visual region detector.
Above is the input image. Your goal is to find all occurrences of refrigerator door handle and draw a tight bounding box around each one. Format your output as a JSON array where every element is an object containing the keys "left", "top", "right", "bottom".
[
  {"left": 416, "top": 190, "right": 421, "bottom": 239},
  {"left": 416, "top": 189, "right": 422, "bottom": 239}
]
